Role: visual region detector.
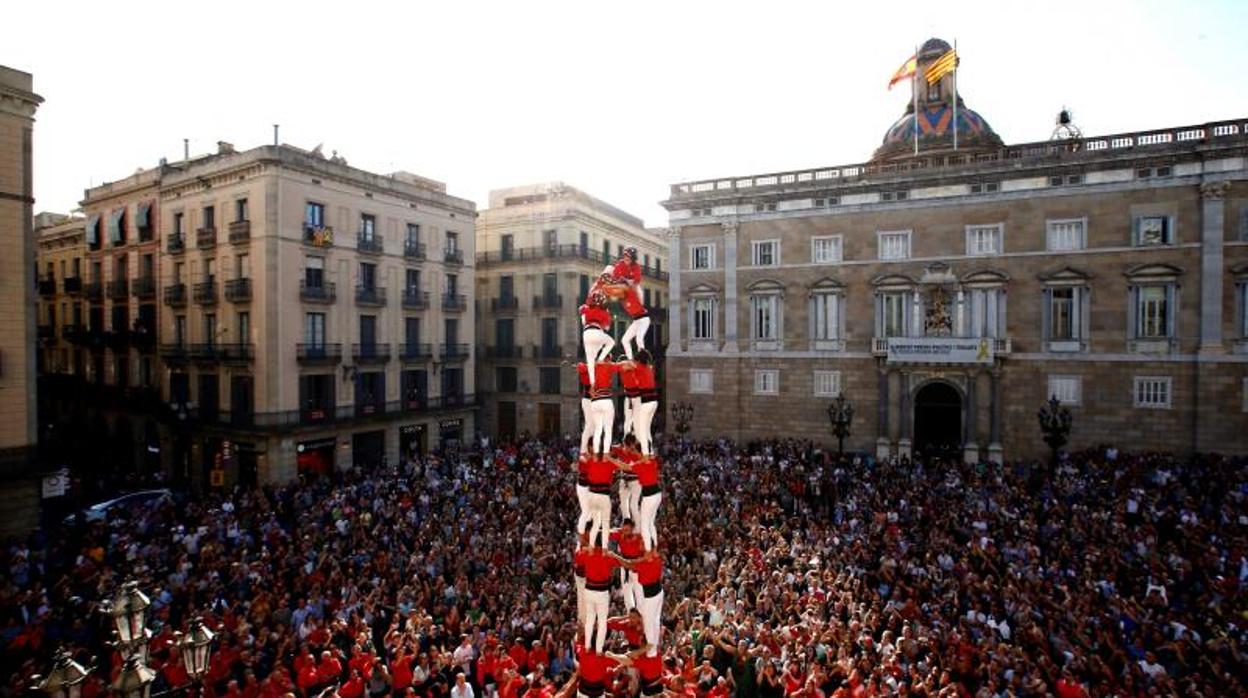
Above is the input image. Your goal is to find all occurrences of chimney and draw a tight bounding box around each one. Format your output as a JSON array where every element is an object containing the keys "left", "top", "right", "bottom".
[
  {"left": 183, "top": 138, "right": 189, "bottom": 165},
  {"left": 273, "top": 124, "right": 279, "bottom": 146},
  {"left": 217, "top": 141, "right": 235, "bottom": 155}
]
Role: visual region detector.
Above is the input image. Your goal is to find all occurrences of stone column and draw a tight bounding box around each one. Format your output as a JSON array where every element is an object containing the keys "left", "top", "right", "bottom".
[
  {"left": 667, "top": 226, "right": 683, "bottom": 351},
  {"left": 875, "top": 364, "right": 891, "bottom": 459},
  {"left": 722, "top": 220, "right": 739, "bottom": 352},
  {"left": 897, "top": 371, "right": 912, "bottom": 458},
  {"left": 987, "top": 368, "right": 1003, "bottom": 464},
  {"left": 1198, "top": 181, "right": 1229, "bottom": 354},
  {"left": 963, "top": 371, "right": 979, "bottom": 463}
]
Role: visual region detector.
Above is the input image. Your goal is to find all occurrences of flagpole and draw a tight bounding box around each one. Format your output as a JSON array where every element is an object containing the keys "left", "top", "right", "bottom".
[
  {"left": 913, "top": 43, "right": 919, "bottom": 157},
  {"left": 952, "top": 39, "right": 959, "bottom": 151}
]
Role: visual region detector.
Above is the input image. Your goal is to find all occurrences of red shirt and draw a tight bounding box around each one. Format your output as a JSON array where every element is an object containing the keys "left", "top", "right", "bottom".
[
  {"left": 634, "top": 555, "right": 662, "bottom": 586},
  {"left": 577, "top": 363, "right": 591, "bottom": 388},
  {"left": 583, "top": 548, "right": 621, "bottom": 584},
  {"left": 632, "top": 363, "right": 656, "bottom": 391},
  {"left": 340, "top": 674, "right": 366, "bottom": 698},
  {"left": 580, "top": 304, "right": 611, "bottom": 329},
  {"left": 391, "top": 655, "right": 414, "bottom": 689},
  {"left": 612, "top": 259, "right": 642, "bottom": 284},
  {"left": 574, "top": 548, "right": 589, "bottom": 578},
  {"left": 297, "top": 663, "right": 321, "bottom": 691},
  {"left": 577, "top": 647, "right": 620, "bottom": 686},
  {"left": 607, "top": 618, "right": 644, "bottom": 648},
  {"left": 633, "top": 457, "right": 660, "bottom": 487},
  {"left": 590, "top": 363, "right": 620, "bottom": 398},
  {"left": 634, "top": 653, "right": 663, "bottom": 683},
  {"left": 611, "top": 530, "right": 644, "bottom": 560},
  {"left": 317, "top": 656, "right": 343, "bottom": 684},
  {"left": 509, "top": 644, "right": 529, "bottom": 672},
  {"left": 586, "top": 458, "right": 616, "bottom": 487},
  {"left": 528, "top": 646, "right": 549, "bottom": 672}
]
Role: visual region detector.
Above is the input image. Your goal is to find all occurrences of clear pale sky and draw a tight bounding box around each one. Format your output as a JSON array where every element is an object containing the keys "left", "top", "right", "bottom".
[{"left": 8, "top": 0, "right": 1248, "bottom": 227}]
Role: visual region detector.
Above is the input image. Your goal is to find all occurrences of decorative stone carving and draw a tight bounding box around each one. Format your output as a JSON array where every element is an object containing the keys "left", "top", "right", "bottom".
[{"left": 1200, "top": 181, "right": 1230, "bottom": 200}]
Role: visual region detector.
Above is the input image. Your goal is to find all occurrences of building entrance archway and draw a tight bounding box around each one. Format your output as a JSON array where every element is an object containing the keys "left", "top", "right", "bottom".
[{"left": 914, "top": 381, "right": 962, "bottom": 458}]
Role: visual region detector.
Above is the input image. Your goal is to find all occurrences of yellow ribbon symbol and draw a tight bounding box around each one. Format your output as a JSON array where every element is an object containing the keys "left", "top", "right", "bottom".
[{"left": 977, "top": 338, "right": 989, "bottom": 361}]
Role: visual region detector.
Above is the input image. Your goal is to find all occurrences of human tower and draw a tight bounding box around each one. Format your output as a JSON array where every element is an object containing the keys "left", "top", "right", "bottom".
[{"left": 571, "top": 248, "right": 665, "bottom": 698}]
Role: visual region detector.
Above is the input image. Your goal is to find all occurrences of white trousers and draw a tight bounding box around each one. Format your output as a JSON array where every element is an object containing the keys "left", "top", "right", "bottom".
[
  {"left": 622, "top": 396, "right": 635, "bottom": 436},
  {"left": 589, "top": 398, "right": 614, "bottom": 455},
  {"left": 579, "top": 397, "right": 595, "bottom": 455},
  {"left": 575, "top": 575, "right": 587, "bottom": 628},
  {"left": 634, "top": 400, "right": 659, "bottom": 455},
  {"left": 619, "top": 569, "right": 637, "bottom": 611},
  {"left": 618, "top": 478, "right": 641, "bottom": 522},
  {"left": 582, "top": 328, "right": 614, "bottom": 388},
  {"left": 583, "top": 588, "right": 610, "bottom": 652},
  {"left": 575, "top": 483, "right": 591, "bottom": 539},
  {"left": 585, "top": 490, "right": 612, "bottom": 549},
  {"left": 637, "top": 588, "right": 664, "bottom": 651},
  {"left": 620, "top": 316, "right": 650, "bottom": 360},
  {"left": 638, "top": 492, "right": 662, "bottom": 550}
]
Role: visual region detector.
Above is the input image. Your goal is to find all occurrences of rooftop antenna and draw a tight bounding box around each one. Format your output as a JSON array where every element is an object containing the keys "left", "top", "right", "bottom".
[{"left": 1051, "top": 107, "right": 1082, "bottom": 140}]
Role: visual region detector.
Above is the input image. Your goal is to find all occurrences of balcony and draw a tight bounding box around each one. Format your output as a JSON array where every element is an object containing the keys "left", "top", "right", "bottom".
[
  {"left": 532, "top": 344, "right": 564, "bottom": 360},
  {"left": 132, "top": 276, "right": 156, "bottom": 300},
  {"left": 228, "top": 220, "right": 251, "bottom": 244},
  {"left": 164, "top": 283, "right": 187, "bottom": 306},
  {"left": 1044, "top": 339, "right": 1089, "bottom": 353},
  {"left": 399, "top": 343, "right": 433, "bottom": 362},
  {"left": 38, "top": 278, "right": 56, "bottom": 296},
  {"left": 62, "top": 276, "right": 82, "bottom": 294},
  {"left": 219, "top": 342, "right": 255, "bottom": 364},
  {"left": 443, "top": 248, "right": 464, "bottom": 265},
  {"left": 404, "top": 240, "right": 427, "bottom": 260},
  {"left": 300, "top": 405, "right": 335, "bottom": 425},
  {"left": 187, "top": 343, "right": 221, "bottom": 363},
  {"left": 357, "top": 233, "right": 384, "bottom": 255},
  {"left": 532, "top": 294, "right": 563, "bottom": 311},
  {"left": 491, "top": 296, "right": 520, "bottom": 312},
  {"left": 84, "top": 281, "right": 104, "bottom": 302},
  {"left": 106, "top": 279, "right": 129, "bottom": 300},
  {"left": 870, "top": 336, "right": 1013, "bottom": 357},
  {"left": 356, "top": 398, "right": 387, "bottom": 419},
  {"left": 486, "top": 345, "right": 522, "bottom": 359},
  {"left": 303, "top": 224, "right": 335, "bottom": 248},
  {"left": 167, "top": 233, "right": 186, "bottom": 254},
  {"left": 1128, "top": 337, "right": 1177, "bottom": 355},
  {"left": 224, "top": 277, "right": 252, "bottom": 303},
  {"left": 352, "top": 342, "right": 391, "bottom": 364},
  {"left": 196, "top": 227, "right": 217, "bottom": 249},
  {"left": 296, "top": 343, "right": 343, "bottom": 364},
  {"left": 441, "top": 343, "right": 469, "bottom": 360},
  {"left": 442, "top": 293, "right": 466, "bottom": 312},
  {"left": 355, "top": 284, "right": 387, "bottom": 307},
  {"left": 402, "top": 289, "right": 430, "bottom": 309},
  {"left": 300, "top": 280, "right": 336, "bottom": 303},
  {"left": 809, "top": 339, "right": 846, "bottom": 352},
  {"left": 159, "top": 343, "right": 189, "bottom": 364},
  {"left": 192, "top": 281, "right": 218, "bottom": 305}
]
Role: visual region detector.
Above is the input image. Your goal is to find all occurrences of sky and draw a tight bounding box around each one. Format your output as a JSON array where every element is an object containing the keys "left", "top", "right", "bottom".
[{"left": 7, "top": 0, "right": 1248, "bottom": 227}]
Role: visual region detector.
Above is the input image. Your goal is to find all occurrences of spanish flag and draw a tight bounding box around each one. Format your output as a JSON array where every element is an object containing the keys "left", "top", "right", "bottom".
[
  {"left": 926, "top": 49, "right": 958, "bottom": 84},
  {"left": 887, "top": 53, "right": 917, "bottom": 90}
]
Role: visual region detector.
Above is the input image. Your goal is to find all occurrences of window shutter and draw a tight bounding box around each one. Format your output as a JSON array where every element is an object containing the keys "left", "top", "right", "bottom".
[
  {"left": 837, "top": 294, "right": 846, "bottom": 340},
  {"left": 1126, "top": 287, "right": 1137, "bottom": 339},
  {"left": 1167, "top": 215, "right": 1176, "bottom": 244},
  {"left": 1041, "top": 288, "right": 1052, "bottom": 342},
  {"left": 874, "top": 293, "right": 882, "bottom": 338},
  {"left": 1080, "top": 286, "right": 1091, "bottom": 343},
  {"left": 1131, "top": 217, "right": 1140, "bottom": 246},
  {"left": 997, "top": 290, "right": 1007, "bottom": 339},
  {"left": 1166, "top": 285, "right": 1177, "bottom": 338}
]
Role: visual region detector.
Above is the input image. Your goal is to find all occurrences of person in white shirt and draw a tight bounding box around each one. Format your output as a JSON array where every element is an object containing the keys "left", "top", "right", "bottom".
[{"left": 452, "top": 672, "right": 476, "bottom": 698}]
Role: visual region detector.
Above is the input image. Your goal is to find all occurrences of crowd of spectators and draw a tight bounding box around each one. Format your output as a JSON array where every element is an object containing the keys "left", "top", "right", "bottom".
[{"left": 1, "top": 436, "right": 1245, "bottom": 698}]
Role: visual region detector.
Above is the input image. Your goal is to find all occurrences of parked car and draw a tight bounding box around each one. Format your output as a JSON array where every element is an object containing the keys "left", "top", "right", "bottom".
[{"left": 64, "top": 488, "right": 173, "bottom": 524}]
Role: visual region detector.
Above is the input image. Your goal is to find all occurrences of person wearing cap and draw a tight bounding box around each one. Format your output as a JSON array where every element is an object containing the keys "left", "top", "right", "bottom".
[{"left": 605, "top": 248, "right": 649, "bottom": 361}]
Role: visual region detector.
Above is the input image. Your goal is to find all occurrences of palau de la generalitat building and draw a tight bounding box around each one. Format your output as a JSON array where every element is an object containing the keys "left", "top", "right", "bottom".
[{"left": 660, "top": 38, "right": 1248, "bottom": 462}]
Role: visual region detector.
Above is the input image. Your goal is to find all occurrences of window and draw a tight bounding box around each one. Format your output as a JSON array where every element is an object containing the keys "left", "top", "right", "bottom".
[
  {"left": 406, "top": 269, "right": 421, "bottom": 293},
  {"left": 174, "top": 261, "right": 184, "bottom": 284},
  {"left": 969, "top": 182, "right": 999, "bottom": 194},
  {"left": 500, "top": 275, "right": 514, "bottom": 301},
  {"left": 1048, "top": 375, "right": 1081, "bottom": 405},
  {"left": 965, "top": 287, "right": 1007, "bottom": 338},
  {"left": 305, "top": 312, "right": 326, "bottom": 346},
  {"left": 445, "top": 230, "right": 459, "bottom": 252},
  {"left": 753, "top": 202, "right": 777, "bottom": 213},
  {"left": 690, "top": 244, "right": 714, "bottom": 270},
  {"left": 879, "top": 292, "right": 909, "bottom": 337},
  {"left": 539, "top": 367, "right": 561, "bottom": 394},
  {"left": 446, "top": 274, "right": 458, "bottom": 296},
  {"left": 878, "top": 231, "right": 910, "bottom": 260},
  {"left": 1045, "top": 286, "right": 1087, "bottom": 342},
  {"left": 602, "top": 239, "right": 611, "bottom": 260},
  {"left": 1133, "top": 376, "right": 1172, "bottom": 409},
  {"left": 235, "top": 254, "right": 250, "bottom": 279},
  {"left": 404, "top": 317, "right": 421, "bottom": 345},
  {"left": 540, "top": 317, "right": 558, "bottom": 351},
  {"left": 881, "top": 190, "right": 909, "bottom": 202},
  {"left": 543, "top": 229, "right": 558, "bottom": 249},
  {"left": 203, "top": 313, "right": 217, "bottom": 346},
  {"left": 108, "top": 208, "right": 126, "bottom": 244},
  {"left": 579, "top": 274, "right": 590, "bottom": 301},
  {"left": 173, "top": 212, "right": 184, "bottom": 237},
  {"left": 500, "top": 234, "right": 514, "bottom": 260},
  {"left": 359, "top": 262, "right": 377, "bottom": 290},
  {"left": 202, "top": 205, "right": 215, "bottom": 230},
  {"left": 1046, "top": 219, "right": 1086, "bottom": 251},
  {"left": 237, "top": 311, "right": 250, "bottom": 342},
  {"left": 305, "top": 202, "right": 326, "bottom": 227},
  {"left": 495, "top": 318, "right": 515, "bottom": 350},
  {"left": 1135, "top": 286, "right": 1171, "bottom": 338},
  {"left": 1049, "top": 174, "right": 1082, "bottom": 187},
  {"left": 445, "top": 318, "right": 460, "bottom": 344},
  {"left": 813, "top": 370, "right": 842, "bottom": 397},
  {"left": 360, "top": 213, "right": 376, "bottom": 239},
  {"left": 497, "top": 367, "right": 518, "bottom": 393},
  {"left": 1237, "top": 281, "right": 1248, "bottom": 338},
  {"left": 750, "top": 294, "right": 780, "bottom": 340},
  {"left": 754, "top": 370, "right": 779, "bottom": 395},
  {"left": 689, "top": 369, "right": 713, "bottom": 394},
  {"left": 1133, "top": 215, "right": 1174, "bottom": 246},
  {"left": 965, "top": 224, "right": 1002, "bottom": 256},
  {"left": 691, "top": 298, "right": 715, "bottom": 340},
  {"left": 359, "top": 315, "right": 377, "bottom": 347},
  {"left": 752, "top": 240, "right": 779, "bottom": 266},
  {"left": 235, "top": 198, "right": 249, "bottom": 222},
  {"left": 406, "top": 223, "right": 420, "bottom": 244},
  {"left": 811, "top": 236, "right": 842, "bottom": 264},
  {"left": 810, "top": 293, "right": 841, "bottom": 341},
  {"left": 203, "top": 258, "right": 216, "bottom": 284},
  {"left": 542, "top": 273, "right": 558, "bottom": 300},
  {"left": 174, "top": 315, "right": 187, "bottom": 346}
]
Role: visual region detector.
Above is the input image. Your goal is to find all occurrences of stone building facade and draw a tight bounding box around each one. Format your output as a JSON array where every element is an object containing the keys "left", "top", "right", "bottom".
[
  {"left": 474, "top": 183, "right": 668, "bottom": 439},
  {"left": 661, "top": 39, "right": 1248, "bottom": 460},
  {"left": 40, "top": 141, "right": 477, "bottom": 487}
]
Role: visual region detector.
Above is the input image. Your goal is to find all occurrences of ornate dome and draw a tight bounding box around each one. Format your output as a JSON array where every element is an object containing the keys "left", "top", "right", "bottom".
[{"left": 872, "top": 38, "right": 1003, "bottom": 163}]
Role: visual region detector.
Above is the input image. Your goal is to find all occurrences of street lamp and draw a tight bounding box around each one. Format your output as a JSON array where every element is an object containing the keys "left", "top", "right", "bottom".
[
  {"left": 1037, "top": 395, "right": 1072, "bottom": 465},
  {"left": 111, "top": 656, "right": 156, "bottom": 698},
  {"left": 176, "top": 616, "right": 215, "bottom": 681},
  {"left": 106, "top": 580, "right": 150, "bottom": 647},
  {"left": 670, "top": 401, "right": 694, "bottom": 437},
  {"left": 826, "top": 393, "right": 854, "bottom": 455},
  {"left": 35, "top": 649, "right": 90, "bottom": 698}
]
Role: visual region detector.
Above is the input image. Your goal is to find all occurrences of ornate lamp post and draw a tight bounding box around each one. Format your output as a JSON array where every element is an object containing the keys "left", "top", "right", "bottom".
[
  {"left": 670, "top": 401, "right": 694, "bottom": 437},
  {"left": 826, "top": 393, "right": 854, "bottom": 455},
  {"left": 1036, "top": 395, "right": 1072, "bottom": 465},
  {"left": 111, "top": 656, "right": 156, "bottom": 698},
  {"left": 35, "top": 649, "right": 90, "bottom": 698},
  {"left": 176, "top": 616, "right": 216, "bottom": 683},
  {"left": 106, "top": 581, "right": 151, "bottom": 651}
]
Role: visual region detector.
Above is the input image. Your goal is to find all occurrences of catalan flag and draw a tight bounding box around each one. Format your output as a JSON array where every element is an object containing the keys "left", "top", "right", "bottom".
[
  {"left": 887, "top": 53, "right": 917, "bottom": 90},
  {"left": 926, "top": 48, "right": 958, "bottom": 84}
]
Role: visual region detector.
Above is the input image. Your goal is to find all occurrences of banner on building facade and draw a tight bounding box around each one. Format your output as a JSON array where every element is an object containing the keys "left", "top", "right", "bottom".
[{"left": 886, "top": 337, "right": 993, "bottom": 364}]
